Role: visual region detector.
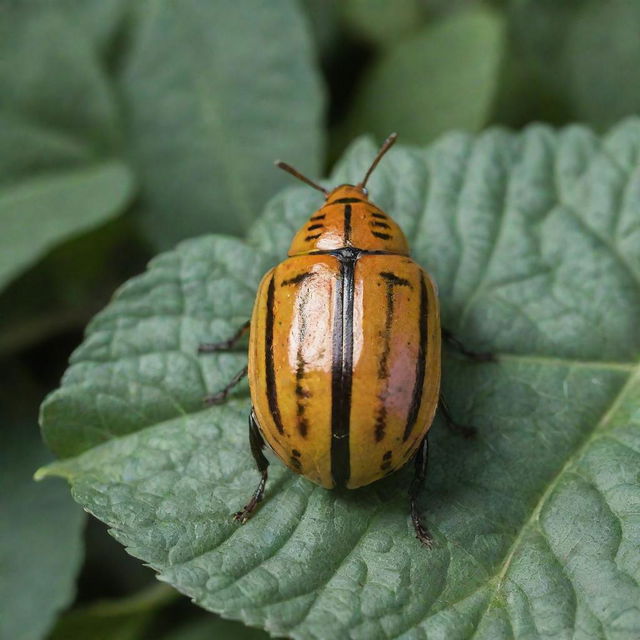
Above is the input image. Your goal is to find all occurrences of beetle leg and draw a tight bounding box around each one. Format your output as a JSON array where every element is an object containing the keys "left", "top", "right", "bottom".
[
  {"left": 233, "top": 409, "right": 269, "bottom": 524},
  {"left": 409, "top": 435, "right": 434, "bottom": 548},
  {"left": 438, "top": 393, "right": 475, "bottom": 438},
  {"left": 203, "top": 365, "right": 248, "bottom": 405},
  {"left": 199, "top": 320, "right": 250, "bottom": 353},
  {"left": 442, "top": 328, "right": 496, "bottom": 362}
]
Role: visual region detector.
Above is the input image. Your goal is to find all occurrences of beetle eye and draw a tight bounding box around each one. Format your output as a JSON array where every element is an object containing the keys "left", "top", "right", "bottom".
[{"left": 362, "top": 187, "right": 368, "bottom": 196}]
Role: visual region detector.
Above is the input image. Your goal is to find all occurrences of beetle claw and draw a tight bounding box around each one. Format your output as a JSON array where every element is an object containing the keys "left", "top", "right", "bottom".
[
  {"left": 414, "top": 522, "right": 434, "bottom": 548},
  {"left": 232, "top": 509, "right": 250, "bottom": 524}
]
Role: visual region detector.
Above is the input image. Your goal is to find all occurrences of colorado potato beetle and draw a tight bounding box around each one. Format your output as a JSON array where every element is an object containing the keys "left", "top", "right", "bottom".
[{"left": 200, "top": 134, "right": 493, "bottom": 546}]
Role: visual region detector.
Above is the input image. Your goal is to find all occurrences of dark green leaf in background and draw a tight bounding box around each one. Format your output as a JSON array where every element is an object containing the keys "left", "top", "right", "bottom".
[
  {"left": 1, "top": 421, "right": 85, "bottom": 640},
  {"left": 0, "top": 2, "right": 122, "bottom": 159},
  {"left": 121, "top": 0, "right": 325, "bottom": 248},
  {"left": 161, "top": 616, "right": 270, "bottom": 640},
  {"left": 341, "top": 0, "right": 425, "bottom": 47},
  {"left": 0, "top": 0, "right": 326, "bottom": 283},
  {"left": 0, "top": 2, "right": 134, "bottom": 293},
  {"left": 341, "top": 7, "right": 505, "bottom": 146},
  {"left": 564, "top": 0, "right": 640, "bottom": 127},
  {"left": 0, "top": 161, "right": 135, "bottom": 294},
  {"left": 507, "top": 0, "right": 640, "bottom": 129},
  {"left": 49, "top": 583, "right": 175, "bottom": 640},
  {"left": 39, "top": 121, "right": 640, "bottom": 638}
]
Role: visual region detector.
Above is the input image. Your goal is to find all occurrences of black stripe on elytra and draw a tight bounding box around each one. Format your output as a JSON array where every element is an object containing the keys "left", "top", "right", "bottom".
[
  {"left": 403, "top": 276, "right": 429, "bottom": 441},
  {"left": 305, "top": 233, "right": 322, "bottom": 242},
  {"left": 371, "top": 212, "right": 388, "bottom": 220},
  {"left": 310, "top": 213, "right": 326, "bottom": 221},
  {"left": 281, "top": 272, "right": 313, "bottom": 287},
  {"left": 265, "top": 275, "right": 285, "bottom": 435},
  {"left": 371, "top": 221, "right": 391, "bottom": 230},
  {"left": 329, "top": 197, "right": 366, "bottom": 204},
  {"left": 295, "top": 283, "right": 313, "bottom": 438},
  {"left": 307, "top": 223, "right": 324, "bottom": 231},
  {"left": 330, "top": 251, "right": 357, "bottom": 487},
  {"left": 374, "top": 272, "right": 412, "bottom": 442},
  {"left": 344, "top": 204, "right": 352, "bottom": 244},
  {"left": 379, "top": 272, "right": 412, "bottom": 288},
  {"left": 372, "top": 231, "right": 392, "bottom": 240}
]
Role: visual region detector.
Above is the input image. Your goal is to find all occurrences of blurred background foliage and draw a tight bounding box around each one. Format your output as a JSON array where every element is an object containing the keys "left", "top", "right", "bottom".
[{"left": 2, "top": 0, "right": 640, "bottom": 638}]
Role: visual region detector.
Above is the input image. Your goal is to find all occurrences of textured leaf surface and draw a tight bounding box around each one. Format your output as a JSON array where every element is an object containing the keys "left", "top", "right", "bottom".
[
  {"left": 120, "top": 0, "right": 325, "bottom": 248},
  {"left": 40, "top": 121, "right": 640, "bottom": 639},
  {"left": 342, "top": 7, "right": 505, "bottom": 145},
  {"left": 1, "top": 422, "right": 85, "bottom": 640}
]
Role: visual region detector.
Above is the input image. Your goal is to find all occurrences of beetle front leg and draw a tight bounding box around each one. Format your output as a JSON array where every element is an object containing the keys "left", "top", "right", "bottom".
[
  {"left": 442, "top": 328, "right": 495, "bottom": 362},
  {"left": 233, "top": 409, "right": 270, "bottom": 524},
  {"left": 199, "top": 320, "right": 250, "bottom": 353},
  {"left": 409, "top": 435, "right": 433, "bottom": 548}
]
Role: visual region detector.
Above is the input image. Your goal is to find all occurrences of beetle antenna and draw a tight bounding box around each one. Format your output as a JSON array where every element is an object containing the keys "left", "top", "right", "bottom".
[
  {"left": 275, "top": 161, "right": 328, "bottom": 195},
  {"left": 357, "top": 132, "right": 398, "bottom": 189}
]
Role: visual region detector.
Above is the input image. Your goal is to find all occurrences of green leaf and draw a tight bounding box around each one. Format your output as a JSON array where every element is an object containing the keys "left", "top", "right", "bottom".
[
  {"left": 1, "top": 421, "right": 85, "bottom": 640},
  {"left": 0, "top": 161, "right": 135, "bottom": 294},
  {"left": 507, "top": 0, "right": 640, "bottom": 129},
  {"left": 564, "top": 0, "right": 640, "bottom": 127},
  {"left": 0, "top": 3, "right": 122, "bottom": 157},
  {"left": 341, "top": 0, "right": 426, "bottom": 47},
  {"left": 120, "top": 0, "right": 325, "bottom": 248},
  {"left": 341, "top": 7, "right": 505, "bottom": 145},
  {"left": 0, "top": 2, "right": 135, "bottom": 293},
  {"left": 40, "top": 120, "right": 640, "bottom": 638}
]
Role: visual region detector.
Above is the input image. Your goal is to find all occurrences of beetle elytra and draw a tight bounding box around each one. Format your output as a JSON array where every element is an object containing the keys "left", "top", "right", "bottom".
[{"left": 200, "top": 134, "right": 493, "bottom": 547}]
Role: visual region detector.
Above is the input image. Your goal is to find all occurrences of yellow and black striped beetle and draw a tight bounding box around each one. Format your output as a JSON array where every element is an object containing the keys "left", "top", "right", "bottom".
[{"left": 200, "top": 134, "right": 493, "bottom": 546}]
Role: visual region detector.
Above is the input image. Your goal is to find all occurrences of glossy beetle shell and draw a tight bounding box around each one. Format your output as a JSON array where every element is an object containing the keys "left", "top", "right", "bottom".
[{"left": 247, "top": 185, "right": 441, "bottom": 489}]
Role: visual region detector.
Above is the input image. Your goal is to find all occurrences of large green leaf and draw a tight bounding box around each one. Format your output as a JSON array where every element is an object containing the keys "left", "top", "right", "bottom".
[
  {"left": 40, "top": 120, "right": 640, "bottom": 639},
  {"left": 120, "top": 0, "right": 325, "bottom": 248},
  {"left": 341, "top": 7, "right": 505, "bottom": 146}
]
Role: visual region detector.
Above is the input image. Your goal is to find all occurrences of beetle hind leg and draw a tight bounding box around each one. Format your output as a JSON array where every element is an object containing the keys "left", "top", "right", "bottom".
[
  {"left": 409, "top": 435, "right": 434, "bottom": 548},
  {"left": 233, "top": 409, "right": 270, "bottom": 524},
  {"left": 439, "top": 393, "right": 476, "bottom": 438},
  {"left": 203, "top": 365, "right": 248, "bottom": 405},
  {"left": 199, "top": 320, "right": 250, "bottom": 353}
]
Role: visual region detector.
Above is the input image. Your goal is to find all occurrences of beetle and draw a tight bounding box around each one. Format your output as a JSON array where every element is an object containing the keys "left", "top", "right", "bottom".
[{"left": 199, "top": 133, "right": 493, "bottom": 547}]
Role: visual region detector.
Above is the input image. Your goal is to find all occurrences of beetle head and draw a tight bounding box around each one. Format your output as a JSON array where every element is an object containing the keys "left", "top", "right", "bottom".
[{"left": 278, "top": 133, "right": 408, "bottom": 256}]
